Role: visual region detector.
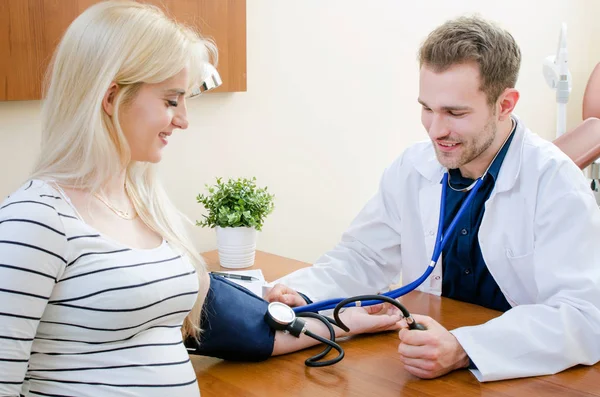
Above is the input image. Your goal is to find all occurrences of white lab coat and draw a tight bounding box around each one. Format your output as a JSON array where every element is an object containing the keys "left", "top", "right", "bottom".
[{"left": 274, "top": 116, "right": 600, "bottom": 381}]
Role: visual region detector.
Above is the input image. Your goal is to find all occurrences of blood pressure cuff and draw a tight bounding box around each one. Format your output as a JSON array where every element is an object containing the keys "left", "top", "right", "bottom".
[{"left": 184, "top": 274, "right": 275, "bottom": 361}]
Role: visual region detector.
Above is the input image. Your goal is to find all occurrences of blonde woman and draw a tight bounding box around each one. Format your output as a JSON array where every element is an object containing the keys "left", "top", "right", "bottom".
[{"left": 0, "top": 2, "right": 402, "bottom": 396}]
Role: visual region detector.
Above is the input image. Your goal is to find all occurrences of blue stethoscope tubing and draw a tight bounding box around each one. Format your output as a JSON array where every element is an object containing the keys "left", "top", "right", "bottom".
[{"left": 293, "top": 172, "right": 486, "bottom": 314}]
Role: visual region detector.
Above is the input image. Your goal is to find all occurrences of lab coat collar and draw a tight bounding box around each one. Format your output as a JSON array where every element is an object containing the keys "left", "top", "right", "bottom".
[
  {"left": 413, "top": 114, "right": 525, "bottom": 194},
  {"left": 494, "top": 114, "right": 525, "bottom": 193}
]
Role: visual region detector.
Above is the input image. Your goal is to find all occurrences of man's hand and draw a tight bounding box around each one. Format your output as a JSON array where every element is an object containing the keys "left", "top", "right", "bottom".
[
  {"left": 265, "top": 283, "right": 307, "bottom": 307},
  {"left": 397, "top": 314, "right": 469, "bottom": 379}
]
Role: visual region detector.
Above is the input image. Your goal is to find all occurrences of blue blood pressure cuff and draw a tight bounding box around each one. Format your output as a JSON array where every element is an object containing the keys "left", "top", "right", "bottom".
[{"left": 185, "top": 274, "right": 275, "bottom": 361}]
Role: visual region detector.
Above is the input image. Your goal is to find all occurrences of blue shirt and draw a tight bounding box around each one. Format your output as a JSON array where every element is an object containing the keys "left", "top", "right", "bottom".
[{"left": 441, "top": 128, "right": 516, "bottom": 313}]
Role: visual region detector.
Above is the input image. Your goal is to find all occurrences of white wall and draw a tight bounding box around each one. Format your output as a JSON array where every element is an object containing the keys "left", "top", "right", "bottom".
[{"left": 1, "top": 0, "right": 599, "bottom": 263}]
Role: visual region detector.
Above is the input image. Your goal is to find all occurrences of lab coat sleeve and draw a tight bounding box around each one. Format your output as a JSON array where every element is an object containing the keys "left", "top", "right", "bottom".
[
  {"left": 451, "top": 163, "right": 600, "bottom": 382},
  {"left": 273, "top": 156, "right": 406, "bottom": 302}
]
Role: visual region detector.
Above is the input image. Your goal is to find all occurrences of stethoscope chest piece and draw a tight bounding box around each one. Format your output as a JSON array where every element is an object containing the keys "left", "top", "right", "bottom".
[
  {"left": 264, "top": 302, "right": 345, "bottom": 366},
  {"left": 265, "top": 302, "right": 296, "bottom": 329},
  {"left": 265, "top": 302, "right": 306, "bottom": 337}
]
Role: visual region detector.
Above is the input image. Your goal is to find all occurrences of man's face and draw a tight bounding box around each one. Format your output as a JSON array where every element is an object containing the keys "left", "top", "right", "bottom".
[{"left": 419, "top": 62, "right": 498, "bottom": 171}]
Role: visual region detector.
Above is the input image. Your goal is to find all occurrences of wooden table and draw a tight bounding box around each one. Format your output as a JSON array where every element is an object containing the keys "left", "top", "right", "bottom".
[{"left": 192, "top": 251, "right": 600, "bottom": 396}]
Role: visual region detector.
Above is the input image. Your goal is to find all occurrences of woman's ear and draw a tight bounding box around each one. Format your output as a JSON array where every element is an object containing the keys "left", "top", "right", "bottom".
[{"left": 102, "top": 83, "right": 119, "bottom": 116}]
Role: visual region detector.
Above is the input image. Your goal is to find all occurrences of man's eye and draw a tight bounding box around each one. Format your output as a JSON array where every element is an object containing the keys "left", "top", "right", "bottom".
[
  {"left": 449, "top": 111, "right": 466, "bottom": 117},
  {"left": 166, "top": 100, "right": 178, "bottom": 107}
]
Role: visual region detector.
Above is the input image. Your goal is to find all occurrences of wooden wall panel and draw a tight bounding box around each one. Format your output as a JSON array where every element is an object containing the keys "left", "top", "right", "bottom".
[{"left": 0, "top": 0, "right": 246, "bottom": 101}]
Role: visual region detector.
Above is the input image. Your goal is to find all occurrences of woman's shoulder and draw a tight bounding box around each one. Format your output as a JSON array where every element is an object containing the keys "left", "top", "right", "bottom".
[
  {"left": 1, "top": 179, "right": 68, "bottom": 220},
  {"left": 0, "top": 179, "right": 71, "bottom": 275}
]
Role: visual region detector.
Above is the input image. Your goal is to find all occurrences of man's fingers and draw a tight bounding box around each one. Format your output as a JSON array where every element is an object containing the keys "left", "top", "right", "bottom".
[
  {"left": 282, "top": 294, "right": 302, "bottom": 306},
  {"left": 411, "top": 314, "right": 436, "bottom": 327},
  {"left": 399, "top": 356, "right": 435, "bottom": 371},
  {"left": 403, "top": 364, "right": 436, "bottom": 379},
  {"left": 265, "top": 284, "right": 291, "bottom": 302},
  {"left": 399, "top": 327, "right": 433, "bottom": 346},
  {"left": 264, "top": 285, "right": 281, "bottom": 302},
  {"left": 264, "top": 284, "right": 307, "bottom": 307},
  {"left": 398, "top": 342, "right": 425, "bottom": 359}
]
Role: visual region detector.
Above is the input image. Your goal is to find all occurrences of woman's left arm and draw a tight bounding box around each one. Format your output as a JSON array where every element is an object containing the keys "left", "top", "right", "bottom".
[
  {"left": 186, "top": 274, "right": 402, "bottom": 360},
  {"left": 272, "top": 303, "right": 402, "bottom": 356}
]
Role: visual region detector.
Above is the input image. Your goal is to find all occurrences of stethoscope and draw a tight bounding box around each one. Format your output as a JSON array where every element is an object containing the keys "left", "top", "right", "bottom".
[
  {"left": 265, "top": 173, "right": 486, "bottom": 367},
  {"left": 265, "top": 302, "right": 345, "bottom": 367},
  {"left": 265, "top": 125, "right": 514, "bottom": 367},
  {"left": 296, "top": 172, "right": 486, "bottom": 316}
]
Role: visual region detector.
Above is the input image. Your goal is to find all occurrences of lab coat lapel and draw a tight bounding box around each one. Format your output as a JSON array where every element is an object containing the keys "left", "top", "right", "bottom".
[
  {"left": 413, "top": 144, "right": 445, "bottom": 294},
  {"left": 488, "top": 114, "right": 526, "bottom": 197},
  {"left": 480, "top": 115, "right": 528, "bottom": 305},
  {"left": 418, "top": 181, "right": 444, "bottom": 294},
  {"left": 413, "top": 143, "right": 444, "bottom": 259}
]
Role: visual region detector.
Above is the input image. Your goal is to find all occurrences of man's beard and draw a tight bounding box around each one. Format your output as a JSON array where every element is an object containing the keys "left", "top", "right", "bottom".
[{"left": 434, "top": 118, "right": 497, "bottom": 171}]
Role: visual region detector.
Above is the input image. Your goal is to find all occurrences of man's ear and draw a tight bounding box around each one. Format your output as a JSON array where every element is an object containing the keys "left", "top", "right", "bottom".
[
  {"left": 102, "top": 83, "right": 119, "bottom": 116},
  {"left": 496, "top": 88, "right": 520, "bottom": 121}
]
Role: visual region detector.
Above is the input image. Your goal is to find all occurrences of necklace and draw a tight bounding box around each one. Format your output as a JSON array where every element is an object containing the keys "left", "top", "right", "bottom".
[
  {"left": 93, "top": 190, "right": 137, "bottom": 220},
  {"left": 447, "top": 118, "right": 515, "bottom": 192}
]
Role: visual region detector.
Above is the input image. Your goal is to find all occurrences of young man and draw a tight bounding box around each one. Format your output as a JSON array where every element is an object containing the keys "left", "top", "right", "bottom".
[{"left": 266, "top": 16, "right": 600, "bottom": 382}]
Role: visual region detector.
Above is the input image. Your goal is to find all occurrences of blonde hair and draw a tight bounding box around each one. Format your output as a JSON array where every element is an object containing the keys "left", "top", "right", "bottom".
[
  {"left": 418, "top": 16, "right": 521, "bottom": 105},
  {"left": 31, "top": 0, "right": 217, "bottom": 339}
]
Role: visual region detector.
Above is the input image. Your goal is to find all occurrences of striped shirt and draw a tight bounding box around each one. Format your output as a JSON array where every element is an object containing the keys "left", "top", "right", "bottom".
[{"left": 0, "top": 180, "right": 200, "bottom": 397}]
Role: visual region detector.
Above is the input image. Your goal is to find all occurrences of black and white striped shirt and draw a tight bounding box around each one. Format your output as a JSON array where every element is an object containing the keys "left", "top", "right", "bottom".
[{"left": 0, "top": 180, "right": 200, "bottom": 397}]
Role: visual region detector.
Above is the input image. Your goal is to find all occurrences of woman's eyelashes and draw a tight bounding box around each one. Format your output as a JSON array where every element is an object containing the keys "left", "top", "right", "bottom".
[{"left": 166, "top": 99, "right": 178, "bottom": 107}]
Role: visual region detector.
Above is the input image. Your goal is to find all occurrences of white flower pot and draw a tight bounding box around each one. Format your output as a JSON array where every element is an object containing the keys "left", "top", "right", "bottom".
[{"left": 215, "top": 226, "right": 257, "bottom": 269}]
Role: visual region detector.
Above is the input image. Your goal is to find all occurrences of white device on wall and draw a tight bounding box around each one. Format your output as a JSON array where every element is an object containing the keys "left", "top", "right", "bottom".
[{"left": 543, "top": 22, "right": 572, "bottom": 138}]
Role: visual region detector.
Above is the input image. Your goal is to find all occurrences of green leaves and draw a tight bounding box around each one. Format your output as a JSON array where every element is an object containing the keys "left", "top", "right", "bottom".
[{"left": 195, "top": 177, "right": 275, "bottom": 231}]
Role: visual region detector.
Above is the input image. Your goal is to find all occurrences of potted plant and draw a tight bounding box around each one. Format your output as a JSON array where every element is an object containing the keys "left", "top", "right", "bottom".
[{"left": 196, "top": 177, "right": 275, "bottom": 268}]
